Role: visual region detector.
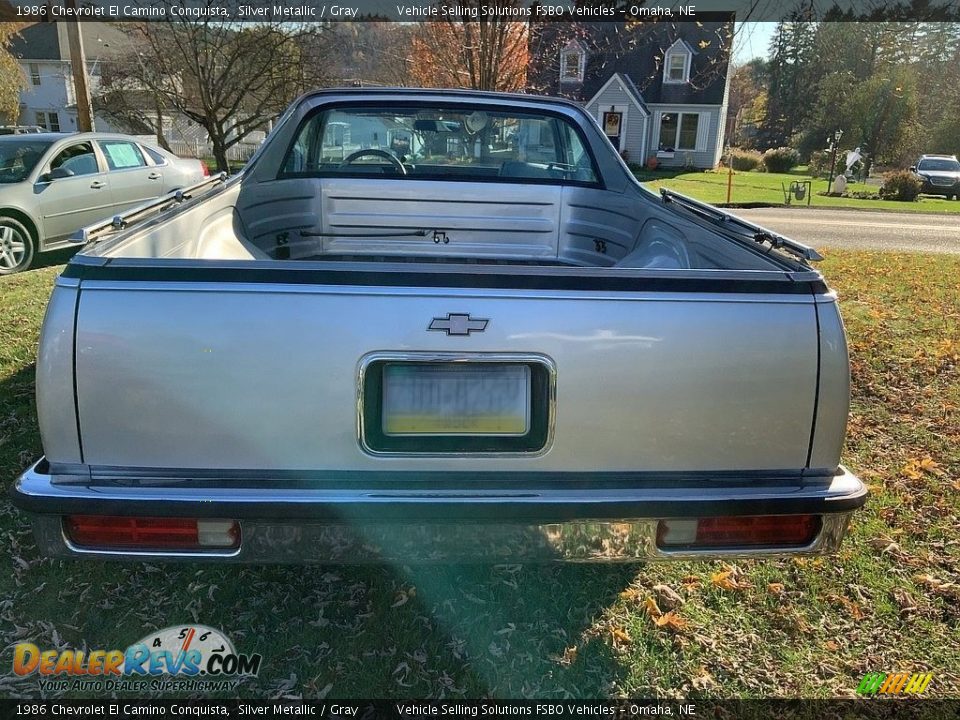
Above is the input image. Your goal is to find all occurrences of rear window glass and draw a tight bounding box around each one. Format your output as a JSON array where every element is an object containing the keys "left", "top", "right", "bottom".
[
  {"left": 143, "top": 145, "right": 168, "bottom": 165},
  {"left": 282, "top": 106, "right": 599, "bottom": 185}
]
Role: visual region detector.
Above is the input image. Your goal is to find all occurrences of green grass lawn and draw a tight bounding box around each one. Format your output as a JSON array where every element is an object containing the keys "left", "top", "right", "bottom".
[
  {"left": 637, "top": 168, "right": 960, "bottom": 214},
  {"left": 1, "top": 256, "right": 958, "bottom": 699}
]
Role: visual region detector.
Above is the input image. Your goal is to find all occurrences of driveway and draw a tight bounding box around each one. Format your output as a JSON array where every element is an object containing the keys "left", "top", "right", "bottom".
[{"left": 735, "top": 207, "right": 960, "bottom": 254}]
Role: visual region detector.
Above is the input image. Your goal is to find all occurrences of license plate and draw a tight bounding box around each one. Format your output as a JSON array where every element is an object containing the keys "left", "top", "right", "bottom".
[{"left": 382, "top": 363, "right": 531, "bottom": 436}]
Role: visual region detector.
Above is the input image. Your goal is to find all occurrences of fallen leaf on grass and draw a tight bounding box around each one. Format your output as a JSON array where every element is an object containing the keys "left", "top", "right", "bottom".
[
  {"left": 711, "top": 566, "right": 750, "bottom": 591},
  {"left": 643, "top": 596, "right": 662, "bottom": 620},
  {"left": 828, "top": 594, "right": 864, "bottom": 621},
  {"left": 904, "top": 456, "right": 943, "bottom": 480},
  {"left": 691, "top": 668, "right": 715, "bottom": 690},
  {"left": 767, "top": 582, "right": 785, "bottom": 596},
  {"left": 391, "top": 586, "right": 416, "bottom": 608},
  {"left": 891, "top": 588, "right": 917, "bottom": 616},
  {"left": 610, "top": 627, "right": 632, "bottom": 648},
  {"left": 913, "top": 574, "right": 956, "bottom": 592},
  {"left": 653, "top": 611, "right": 688, "bottom": 632},
  {"left": 556, "top": 646, "right": 578, "bottom": 666}
]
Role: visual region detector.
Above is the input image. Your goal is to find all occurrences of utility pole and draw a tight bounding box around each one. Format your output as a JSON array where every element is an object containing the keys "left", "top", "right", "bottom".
[{"left": 65, "top": 0, "right": 95, "bottom": 132}]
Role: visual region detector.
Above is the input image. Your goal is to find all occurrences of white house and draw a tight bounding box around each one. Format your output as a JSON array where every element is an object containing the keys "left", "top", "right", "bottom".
[
  {"left": 7, "top": 22, "right": 130, "bottom": 133},
  {"left": 530, "top": 20, "right": 734, "bottom": 169}
]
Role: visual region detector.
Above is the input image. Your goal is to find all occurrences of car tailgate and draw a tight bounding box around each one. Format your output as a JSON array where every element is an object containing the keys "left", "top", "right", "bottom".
[{"left": 67, "top": 264, "right": 820, "bottom": 474}]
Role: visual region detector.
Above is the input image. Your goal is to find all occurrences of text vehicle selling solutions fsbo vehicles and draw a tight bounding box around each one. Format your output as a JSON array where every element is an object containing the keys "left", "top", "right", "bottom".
[{"left": 12, "top": 90, "right": 865, "bottom": 562}]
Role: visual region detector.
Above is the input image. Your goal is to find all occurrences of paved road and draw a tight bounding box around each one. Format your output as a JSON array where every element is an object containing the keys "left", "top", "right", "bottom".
[{"left": 734, "top": 207, "right": 960, "bottom": 254}]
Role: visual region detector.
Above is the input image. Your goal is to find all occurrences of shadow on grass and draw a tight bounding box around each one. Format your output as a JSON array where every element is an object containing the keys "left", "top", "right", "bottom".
[
  {"left": 1, "top": 356, "right": 637, "bottom": 698},
  {"left": 0, "top": 272, "right": 638, "bottom": 698},
  {"left": 29, "top": 246, "right": 80, "bottom": 273},
  {"left": 0, "top": 362, "right": 42, "bottom": 480},
  {"left": 630, "top": 167, "right": 696, "bottom": 182},
  {"left": 3, "top": 543, "right": 639, "bottom": 698}
]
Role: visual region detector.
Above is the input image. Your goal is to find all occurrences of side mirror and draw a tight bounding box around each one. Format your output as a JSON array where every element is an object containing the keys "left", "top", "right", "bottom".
[
  {"left": 41, "top": 167, "right": 75, "bottom": 182},
  {"left": 909, "top": 166, "right": 916, "bottom": 173}
]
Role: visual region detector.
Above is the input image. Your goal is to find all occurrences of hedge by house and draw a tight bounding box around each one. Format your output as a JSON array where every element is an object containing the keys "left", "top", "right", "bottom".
[
  {"left": 879, "top": 171, "right": 922, "bottom": 201},
  {"left": 762, "top": 147, "right": 800, "bottom": 173},
  {"left": 727, "top": 148, "right": 763, "bottom": 171}
]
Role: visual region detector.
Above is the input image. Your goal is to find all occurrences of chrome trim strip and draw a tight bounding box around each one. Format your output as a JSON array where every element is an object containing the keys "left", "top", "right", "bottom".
[
  {"left": 15, "top": 462, "right": 866, "bottom": 510},
  {"left": 356, "top": 351, "right": 558, "bottom": 457}
]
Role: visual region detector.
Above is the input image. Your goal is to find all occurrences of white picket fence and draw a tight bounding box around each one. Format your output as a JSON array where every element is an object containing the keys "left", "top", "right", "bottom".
[{"left": 167, "top": 139, "right": 260, "bottom": 162}]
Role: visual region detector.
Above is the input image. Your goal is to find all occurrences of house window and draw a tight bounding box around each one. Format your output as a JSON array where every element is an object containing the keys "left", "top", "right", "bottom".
[
  {"left": 677, "top": 114, "right": 699, "bottom": 149},
  {"left": 658, "top": 113, "right": 700, "bottom": 152},
  {"left": 35, "top": 111, "right": 60, "bottom": 132},
  {"left": 29, "top": 63, "right": 41, "bottom": 86},
  {"left": 563, "top": 51, "right": 583, "bottom": 80},
  {"left": 559, "top": 40, "right": 585, "bottom": 84},
  {"left": 665, "top": 53, "right": 688, "bottom": 83}
]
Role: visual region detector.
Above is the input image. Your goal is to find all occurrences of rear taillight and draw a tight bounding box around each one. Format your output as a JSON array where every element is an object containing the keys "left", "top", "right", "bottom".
[
  {"left": 199, "top": 160, "right": 210, "bottom": 177},
  {"left": 64, "top": 516, "right": 239, "bottom": 551},
  {"left": 657, "top": 515, "right": 820, "bottom": 550}
]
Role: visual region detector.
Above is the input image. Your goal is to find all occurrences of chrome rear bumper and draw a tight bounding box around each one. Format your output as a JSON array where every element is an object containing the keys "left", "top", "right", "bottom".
[{"left": 13, "top": 460, "right": 866, "bottom": 563}]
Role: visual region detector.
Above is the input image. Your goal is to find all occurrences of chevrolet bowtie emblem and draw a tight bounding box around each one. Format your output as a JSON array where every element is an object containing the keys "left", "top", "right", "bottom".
[{"left": 428, "top": 313, "right": 489, "bottom": 336}]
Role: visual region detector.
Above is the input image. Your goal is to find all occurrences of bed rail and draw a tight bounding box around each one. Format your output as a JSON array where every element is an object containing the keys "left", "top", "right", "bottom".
[
  {"left": 70, "top": 172, "right": 229, "bottom": 246},
  {"left": 659, "top": 188, "right": 824, "bottom": 263}
]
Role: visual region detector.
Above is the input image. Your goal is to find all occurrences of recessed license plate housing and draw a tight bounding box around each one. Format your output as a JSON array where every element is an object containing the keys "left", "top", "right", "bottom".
[{"left": 359, "top": 353, "right": 555, "bottom": 454}]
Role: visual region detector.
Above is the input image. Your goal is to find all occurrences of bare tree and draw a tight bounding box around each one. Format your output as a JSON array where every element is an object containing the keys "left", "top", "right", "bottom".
[
  {"left": 409, "top": 1, "right": 528, "bottom": 91},
  {"left": 99, "top": 3, "right": 331, "bottom": 171},
  {"left": 328, "top": 22, "right": 416, "bottom": 87}
]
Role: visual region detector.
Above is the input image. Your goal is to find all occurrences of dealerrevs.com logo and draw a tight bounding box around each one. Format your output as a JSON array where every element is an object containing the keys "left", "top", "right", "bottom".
[{"left": 13, "top": 624, "right": 261, "bottom": 692}]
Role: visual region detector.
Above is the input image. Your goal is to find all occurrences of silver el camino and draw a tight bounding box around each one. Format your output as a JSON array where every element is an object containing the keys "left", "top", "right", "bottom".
[{"left": 13, "top": 90, "right": 865, "bottom": 562}]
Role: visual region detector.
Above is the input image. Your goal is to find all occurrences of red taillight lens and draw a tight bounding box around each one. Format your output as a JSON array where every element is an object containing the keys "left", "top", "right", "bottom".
[
  {"left": 64, "top": 516, "right": 239, "bottom": 550},
  {"left": 199, "top": 160, "right": 210, "bottom": 177},
  {"left": 657, "top": 515, "right": 820, "bottom": 549}
]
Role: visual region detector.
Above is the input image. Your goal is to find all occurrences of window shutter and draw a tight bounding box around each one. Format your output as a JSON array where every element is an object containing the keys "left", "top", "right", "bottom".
[{"left": 695, "top": 112, "right": 710, "bottom": 152}]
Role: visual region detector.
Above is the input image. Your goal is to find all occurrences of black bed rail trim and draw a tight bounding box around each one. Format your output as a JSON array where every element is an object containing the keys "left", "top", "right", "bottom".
[
  {"left": 62, "top": 258, "right": 828, "bottom": 295},
  {"left": 49, "top": 463, "right": 842, "bottom": 490}
]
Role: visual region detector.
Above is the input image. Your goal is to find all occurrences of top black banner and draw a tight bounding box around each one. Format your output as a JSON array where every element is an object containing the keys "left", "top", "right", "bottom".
[{"left": 3, "top": 0, "right": 960, "bottom": 23}]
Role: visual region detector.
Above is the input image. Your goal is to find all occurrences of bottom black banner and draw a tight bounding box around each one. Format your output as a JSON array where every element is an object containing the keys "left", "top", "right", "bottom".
[{"left": 0, "top": 700, "right": 957, "bottom": 720}]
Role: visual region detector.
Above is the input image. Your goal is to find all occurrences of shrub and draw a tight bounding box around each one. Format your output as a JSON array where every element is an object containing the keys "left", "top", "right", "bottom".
[
  {"left": 762, "top": 146, "right": 800, "bottom": 173},
  {"left": 879, "top": 170, "right": 922, "bottom": 201},
  {"left": 727, "top": 148, "right": 763, "bottom": 171},
  {"left": 808, "top": 150, "right": 829, "bottom": 177}
]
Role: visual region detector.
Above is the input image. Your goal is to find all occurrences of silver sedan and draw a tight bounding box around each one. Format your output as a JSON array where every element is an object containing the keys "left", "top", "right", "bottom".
[{"left": 0, "top": 132, "right": 208, "bottom": 274}]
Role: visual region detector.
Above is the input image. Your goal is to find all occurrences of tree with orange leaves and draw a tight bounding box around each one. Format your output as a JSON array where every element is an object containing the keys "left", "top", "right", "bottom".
[
  {"left": 408, "top": 1, "right": 528, "bottom": 92},
  {"left": 0, "top": 22, "right": 26, "bottom": 122}
]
